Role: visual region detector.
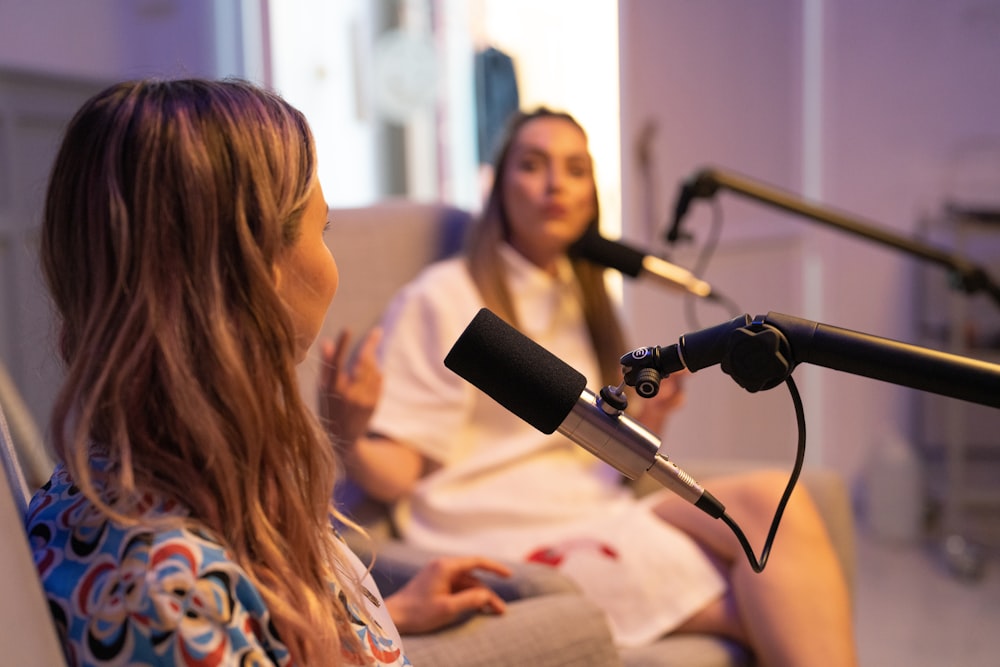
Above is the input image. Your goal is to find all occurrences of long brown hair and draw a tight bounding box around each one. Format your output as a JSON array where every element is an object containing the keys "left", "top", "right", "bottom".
[
  {"left": 41, "top": 78, "right": 362, "bottom": 663},
  {"left": 465, "top": 107, "right": 626, "bottom": 385}
]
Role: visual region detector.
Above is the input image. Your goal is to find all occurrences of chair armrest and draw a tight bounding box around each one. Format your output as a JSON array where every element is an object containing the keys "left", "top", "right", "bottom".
[
  {"left": 347, "top": 533, "right": 581, "bottom": 601},
  {"left": 402, "top": 592, "right": 623, "bottom": 667},
  {"left": 620, "top": 634, "right": 751, "bottom": 667}
]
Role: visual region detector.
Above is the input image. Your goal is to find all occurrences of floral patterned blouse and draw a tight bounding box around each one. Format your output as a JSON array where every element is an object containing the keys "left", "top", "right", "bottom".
[{"left": 25, "top": 463, "right": 409, "bottom": 667}]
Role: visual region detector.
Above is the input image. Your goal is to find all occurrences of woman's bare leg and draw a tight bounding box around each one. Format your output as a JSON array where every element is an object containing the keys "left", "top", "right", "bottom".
[{"left": 654, "top": 470, "right": 858, "bottom": 667}]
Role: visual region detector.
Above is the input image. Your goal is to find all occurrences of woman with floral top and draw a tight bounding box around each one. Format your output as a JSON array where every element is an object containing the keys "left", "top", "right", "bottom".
[{"left": 27, "top": 77, "right": 510, "bottom": 666}]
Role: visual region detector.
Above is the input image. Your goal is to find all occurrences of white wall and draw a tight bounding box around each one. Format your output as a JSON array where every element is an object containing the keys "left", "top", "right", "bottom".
[
  {"left": 0, "top": 0, "right": 240, "bottom": 81},
  {"left": 618, "top": 0, "right": 1000, "bottom": 489},
  {"left": 0, "top": 0, "right": 251, "bottom": 433},
  {"left": 619, "top": 0, "right": 815, "bottom": 471}
]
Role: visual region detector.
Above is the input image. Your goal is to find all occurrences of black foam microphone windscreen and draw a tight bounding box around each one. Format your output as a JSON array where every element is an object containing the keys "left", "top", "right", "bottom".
[{"left": 443, "top": 308, "right": 587, "bottom": 434}]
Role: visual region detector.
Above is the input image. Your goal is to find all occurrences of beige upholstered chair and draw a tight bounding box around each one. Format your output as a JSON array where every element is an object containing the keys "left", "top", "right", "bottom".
[
  {"left": 0, "top": 366, "right": 68, "bottom": 666},
  {"left": 300, "top": 199, "right": 858, "bottom": 667}
]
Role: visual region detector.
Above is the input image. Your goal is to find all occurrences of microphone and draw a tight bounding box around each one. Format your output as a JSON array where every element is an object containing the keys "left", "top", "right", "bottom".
[
  {"left": 665, "top": 169, "right": 720, "bottom": 245},
  {"left": 569, "top": 228, "right": 715, "bottom": 299},
  {"left": 666, "top": 182, "right": 694, "bottom": 244},
  {"left": 443, "top": 308, "right": 725, "bottom": 518}
]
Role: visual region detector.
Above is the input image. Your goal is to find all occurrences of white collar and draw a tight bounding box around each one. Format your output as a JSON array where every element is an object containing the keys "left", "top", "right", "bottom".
[
  {"left": 497, "top": 242, "right": 577, "bottom": 291},
  {"left": 497, "top": 243, "right": 584, "bottom": 338}
]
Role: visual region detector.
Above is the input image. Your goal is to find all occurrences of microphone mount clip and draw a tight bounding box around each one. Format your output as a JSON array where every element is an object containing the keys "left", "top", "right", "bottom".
[{"left": 620, "top": 315, "right": 795, "bottom": 397}]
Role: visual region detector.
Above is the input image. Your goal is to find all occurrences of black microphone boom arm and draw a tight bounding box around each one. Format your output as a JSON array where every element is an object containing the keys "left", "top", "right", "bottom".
[
  {"left": 621, "top": 311, "right": 1000, "bottom": 409},
  {"left": 668, "top": 166, "right": 1000, "bottom": 306}
]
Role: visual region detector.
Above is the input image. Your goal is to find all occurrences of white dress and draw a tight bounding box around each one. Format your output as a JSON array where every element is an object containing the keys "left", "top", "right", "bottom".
[{"left": 369, "top": 244, "right": 725, "bottom": 647}]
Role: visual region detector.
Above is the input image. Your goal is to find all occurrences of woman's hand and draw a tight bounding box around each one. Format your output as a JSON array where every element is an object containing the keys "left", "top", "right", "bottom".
[
  {"left": 631, "top": 370, "right": 687, "bottom": 434},
  {"left": 318, "top": 327, "right": 383, "bottom": 445},
  {"left": 320, "top": 327, "right": 424, "bottom": 502},
  {"left": 385, "top": 556, "right": 512, "bottom": 635}
]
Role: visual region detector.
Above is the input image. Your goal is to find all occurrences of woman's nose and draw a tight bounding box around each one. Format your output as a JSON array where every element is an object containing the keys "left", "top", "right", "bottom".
[{"left": 546, "top": 166, "right": 565, "bottom": 191}]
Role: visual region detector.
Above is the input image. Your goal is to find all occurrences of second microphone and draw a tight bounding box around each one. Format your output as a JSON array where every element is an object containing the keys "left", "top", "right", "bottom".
[{"left": 569, "top": 228, "right": 716, "bottom": 299}]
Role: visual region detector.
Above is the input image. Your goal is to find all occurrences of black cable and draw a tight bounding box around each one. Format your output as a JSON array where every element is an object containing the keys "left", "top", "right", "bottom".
[
  {"left": 683, "top": 198, "right": 742, "bottom": 329},
  {"left": 717, "top": 374, "right": 807, "bottom": 572},
  {"left": 663, "top": 195, "right": 804, "bottom": 572}
]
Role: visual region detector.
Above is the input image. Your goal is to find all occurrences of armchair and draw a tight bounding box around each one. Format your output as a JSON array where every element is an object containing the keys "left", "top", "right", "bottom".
[
  {"left": 300, "top": 200, "right": 858, "bottom": 667},
  {"left": 0, "top": 368, "right": 69, "bottom": 666}
]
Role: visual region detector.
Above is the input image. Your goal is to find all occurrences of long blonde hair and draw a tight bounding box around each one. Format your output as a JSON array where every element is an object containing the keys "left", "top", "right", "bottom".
[
  {"left": 465, "top": 107, "right": 627, "bottom": 385},
  {"left": 41, "top": 78, "right": 363, "bottom": 664}
]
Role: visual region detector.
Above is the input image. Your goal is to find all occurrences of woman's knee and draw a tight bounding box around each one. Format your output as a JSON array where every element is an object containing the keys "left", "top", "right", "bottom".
[
  {"left": 713, "top": 469, "right": 797, "bottom": 508},
  {"left": 710, "top": 469, "right": 825, "bottom": 532}
]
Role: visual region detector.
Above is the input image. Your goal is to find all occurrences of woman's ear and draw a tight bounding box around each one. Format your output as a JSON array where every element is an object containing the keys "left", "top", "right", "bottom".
[{"left": 272, "top": 263, "right": 284, "bottom": 292}]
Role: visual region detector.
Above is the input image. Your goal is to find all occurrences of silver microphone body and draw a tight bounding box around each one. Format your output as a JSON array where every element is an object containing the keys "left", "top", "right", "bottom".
[{"left": 562, "top": 389, "right": 709, "bottom": 506}]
